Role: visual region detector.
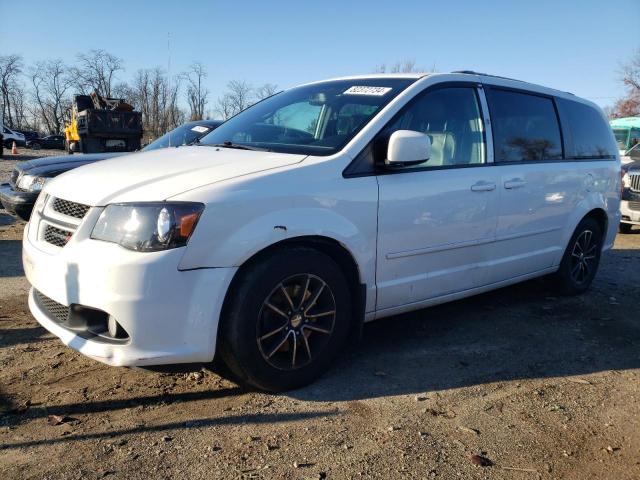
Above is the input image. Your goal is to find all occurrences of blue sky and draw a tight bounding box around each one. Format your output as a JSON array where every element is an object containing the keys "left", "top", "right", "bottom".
[{"left": 1, "top": 0, "right": 638, "bottom": 109}]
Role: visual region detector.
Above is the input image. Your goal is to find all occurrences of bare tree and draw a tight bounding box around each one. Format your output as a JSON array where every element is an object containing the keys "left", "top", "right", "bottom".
[
  {"left": 182, "top": 62, "right": 209, "bottom": 120},
  {"left": 621, "top": 48, "right": 640, "bottom": 93},
  {"left": 214, "top": 80, "right": 254, "bottom": 120},
  {"left": 0, "top": 54, "right": 24, "bottom": 127},
  {"left": 29, "top": 60, "right": 73, "bottom": 134},
  {"left": 9, "top": 83, "right": 29, "bottom": 129},
  {"left": 610, "top": 49, "right": 640, "bottom": 118},
  {"left": 214, "top": 93, "right": 235, "bottom": 121},
  {"left": 227, "top": 80, "right": 253, "bottom": 114},
  {"left": 255, "top": 83, "right": 279, "bottom": 100},
  {"left": 73, "top": 49, "right": 124, "bottom": 97},
  {"left": 374, "top": 59, "right": 424, "bottom": 74},
  {"left": 131, "top": 68, "right": 184, "bottom": 140},
  {"left": 111, "top": 81, "right": 136, "bottom": 105}
]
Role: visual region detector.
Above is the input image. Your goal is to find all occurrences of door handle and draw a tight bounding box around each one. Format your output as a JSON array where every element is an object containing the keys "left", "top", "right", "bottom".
[
  {"left": 471, "top": 181, "right": 496, "bottom": 192},
  {"left": 504, "top": 178, "right": 527, "bottom": 189}
]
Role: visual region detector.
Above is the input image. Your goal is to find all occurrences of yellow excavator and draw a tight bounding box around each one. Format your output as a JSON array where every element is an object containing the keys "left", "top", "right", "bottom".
[{"left": 64, "top": 91, "right": 142, "bottom": 154}]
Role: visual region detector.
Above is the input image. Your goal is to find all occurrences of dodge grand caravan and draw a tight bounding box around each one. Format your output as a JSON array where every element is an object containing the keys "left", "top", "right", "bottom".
[{"left": 23, "top": 72, "right": 620, "bottom": 391}]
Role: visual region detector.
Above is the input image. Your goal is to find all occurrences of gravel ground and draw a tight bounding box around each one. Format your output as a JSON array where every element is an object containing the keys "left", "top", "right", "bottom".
[
  {"left": 0, "top": 160, "right": 639, "bottom": 478},
  {"left": 0, "top": 148, "right": 66, "bottom": 180}
]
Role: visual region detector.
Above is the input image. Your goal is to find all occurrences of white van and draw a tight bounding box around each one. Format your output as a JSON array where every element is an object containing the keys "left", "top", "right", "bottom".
[{"left": 23, "top": 72, "right": 621, "bottom": 391}]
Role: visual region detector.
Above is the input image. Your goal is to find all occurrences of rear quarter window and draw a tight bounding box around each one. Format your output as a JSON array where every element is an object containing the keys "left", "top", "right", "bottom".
[
  {"left": 486, "top": 88, "right": 563, "bottom": 162},
  {"left": 557, "top": 98, "right": 617, "bottom": 159}
]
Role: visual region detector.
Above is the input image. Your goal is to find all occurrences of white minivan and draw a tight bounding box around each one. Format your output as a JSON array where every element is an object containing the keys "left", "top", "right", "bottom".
[{"left": 23, "top": 72, "right": 621, "bottom": 391}]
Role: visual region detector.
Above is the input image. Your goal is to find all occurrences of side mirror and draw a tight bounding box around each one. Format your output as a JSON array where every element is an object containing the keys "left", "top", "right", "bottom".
[{"left": 386, "top": 130, "right": 431, "bottom": 167}]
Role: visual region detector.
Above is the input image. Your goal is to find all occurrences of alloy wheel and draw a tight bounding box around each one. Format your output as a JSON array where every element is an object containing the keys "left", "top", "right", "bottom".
[
  {"left": 569, "top": 229, "right": 598, "bottom": 284},
  {"left": 256, "top": 273, "right": 336, "bottom": 371}
]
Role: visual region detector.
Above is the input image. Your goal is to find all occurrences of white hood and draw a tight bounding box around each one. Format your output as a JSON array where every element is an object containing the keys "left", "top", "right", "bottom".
[{"left": 44, "top": 146, "right": 306, "bottom": 206}]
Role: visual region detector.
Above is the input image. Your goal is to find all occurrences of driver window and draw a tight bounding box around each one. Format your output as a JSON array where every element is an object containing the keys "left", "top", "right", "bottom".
[{"left": 384, "top": 87, "right": 485, "bottom": 169}]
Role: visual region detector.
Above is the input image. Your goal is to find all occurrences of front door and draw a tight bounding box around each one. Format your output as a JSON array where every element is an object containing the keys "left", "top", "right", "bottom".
[{"left": 376, "top": 86, "right": 499, "bottom": 311}]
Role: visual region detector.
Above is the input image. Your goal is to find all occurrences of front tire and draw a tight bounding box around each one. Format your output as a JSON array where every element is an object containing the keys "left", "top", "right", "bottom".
[
  {"left": 552, "top": 217, "right": 603, "bottom": 295},
  {"left": 219, "top": 247, "right": 351, "bottom": 391}
]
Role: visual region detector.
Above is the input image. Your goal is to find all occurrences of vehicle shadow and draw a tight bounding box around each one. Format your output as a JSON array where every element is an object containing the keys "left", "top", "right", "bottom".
[
  {"left": 0, "top": 239, "right": 23, "bottom": 278},
  {"left": 292, "top": 247, "right": 640, "bottom": 402},
  {"left": 0, "top": 213, "right": 16, "bottom": 226},
  {"left": 0, "top": 409, "right": 338, "bottom": 450},
  {"left": 0, "top": 327, "right": 48, "bottom": 347}
]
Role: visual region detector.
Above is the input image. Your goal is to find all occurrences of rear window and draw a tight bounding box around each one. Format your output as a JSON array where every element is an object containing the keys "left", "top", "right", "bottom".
[
  {"left": 487, "top": 89, "right": 563, "bottom": 162},
  {"left": 558, "top": 99, "right": 617, "bottom": 159}
]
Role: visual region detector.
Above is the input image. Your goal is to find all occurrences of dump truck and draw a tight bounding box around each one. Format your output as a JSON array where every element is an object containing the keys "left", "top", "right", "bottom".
[{"left": 64, "top": 91, "right": 143, "bottom": 154}]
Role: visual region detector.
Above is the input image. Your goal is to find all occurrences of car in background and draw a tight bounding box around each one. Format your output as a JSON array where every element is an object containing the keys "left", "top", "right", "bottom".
[
  {"left": 27, "top": 134, "right": 65, "bottom": 150},
  {"left": 2, "top": 125, "right": 26, "bottom": 147},
  {"left": 16, "top": 130, "right": 40, "bottom": 143},
  {"left": 620, "top": 144, "right": 640, "bottom": 233},
  {"left": 0, "top": 119, "right": 222, "bottom": 220}
]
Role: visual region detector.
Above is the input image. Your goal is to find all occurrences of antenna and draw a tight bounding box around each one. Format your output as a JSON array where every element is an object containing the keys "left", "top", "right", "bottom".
[
  {"left": 167, "top": 31, "right": 171, "bottom": 80},
  {"left": 167, "top": 31, "right": 172, "bottom": 146}
]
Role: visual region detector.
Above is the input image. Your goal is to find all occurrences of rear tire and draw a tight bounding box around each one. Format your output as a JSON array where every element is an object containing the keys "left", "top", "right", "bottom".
[
  {"left": 219, "top": 247, "right": 351, "bottom": 392},
  {"left": 619, "top": 222, "right": 632, "bottom": 234},
  {"left": 552, "top": 217, "right": 603, "bottom": 295}
]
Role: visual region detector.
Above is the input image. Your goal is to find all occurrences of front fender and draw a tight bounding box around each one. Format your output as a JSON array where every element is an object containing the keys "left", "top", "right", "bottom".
[
  {"left": 180, "top": 206, "right": 369, "bottom": 270},
  {"left": 174, "top": 167, "right": 379, "bottom": 312}
]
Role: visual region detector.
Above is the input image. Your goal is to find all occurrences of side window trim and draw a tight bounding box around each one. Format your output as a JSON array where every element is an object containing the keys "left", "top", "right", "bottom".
[
  {"left": 476, "top": 85, "right": 494, "bottom": 164},
  {"left": 555, "top": 96, "right": 575, "bottom": 159},
  {"left": 343, "top": 81, "right": 488, "bottom": 177},
  {"left": 483, "top": 84, "right": 565, "bottom": 163}
]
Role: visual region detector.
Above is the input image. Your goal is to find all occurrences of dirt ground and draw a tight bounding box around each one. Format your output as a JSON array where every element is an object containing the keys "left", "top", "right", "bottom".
[{"left": 1, "top": 153, "right": 639, "bottom": 479}]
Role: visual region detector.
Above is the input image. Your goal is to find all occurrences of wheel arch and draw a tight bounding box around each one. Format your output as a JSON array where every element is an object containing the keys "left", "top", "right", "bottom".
[
  {"left": 556, "top": 190, "right": 616, "bottom": 266},
  {"left": 582, "top": 207, "right": 608, "bottom": 235},
  {"left": 217, "top": 235, "right": 367, "bottom": 354}
]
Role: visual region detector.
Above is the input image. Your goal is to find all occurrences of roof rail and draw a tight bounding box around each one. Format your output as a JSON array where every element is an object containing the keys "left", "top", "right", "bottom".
[
  {"left": 451, "top": 70, "right": 528, "bottom": 84},
  {"left": 452, "top": 70, "right": 575, "bottom": 96}
]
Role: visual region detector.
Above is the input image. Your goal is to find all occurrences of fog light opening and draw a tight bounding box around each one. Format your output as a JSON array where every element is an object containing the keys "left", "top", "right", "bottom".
[{"left": 108, "top": 316, "right": 126, "bottom": 339}]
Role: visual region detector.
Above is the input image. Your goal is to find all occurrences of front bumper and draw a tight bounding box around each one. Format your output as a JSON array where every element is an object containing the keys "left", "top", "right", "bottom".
[
  {"left": 23, "top": 204, "right": 237, "bottom": 367},
  {"left": 0, "top": 183, "right": 36, "bottom": 220},
  {"left": 620, "top": 199, "right": 640, "bottom": 225}
]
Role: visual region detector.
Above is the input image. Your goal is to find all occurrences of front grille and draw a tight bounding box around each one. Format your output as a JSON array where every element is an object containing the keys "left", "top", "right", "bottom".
[
  {"left": 43, "top": 224, "right": 73, "bottom": 247},
  {"left": 629, "top": 201, "right": 640, "bottom": 212},
  {"left": 34, "top": 290, "right": 69, "bottom": 324},
  {"left": 630, "top": 173, "right": 640, "bottom": 192},
  {"left": 52, "top": 198, "right": 90, "bottom": 219}
]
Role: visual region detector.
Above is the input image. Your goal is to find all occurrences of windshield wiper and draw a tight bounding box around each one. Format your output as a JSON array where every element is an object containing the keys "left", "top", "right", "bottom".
[{"left": 207, "top": 141, "right": 270, "bottom": 152}]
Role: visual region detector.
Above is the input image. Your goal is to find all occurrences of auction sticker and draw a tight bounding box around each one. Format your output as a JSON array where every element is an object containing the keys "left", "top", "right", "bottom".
[
  {"left": 191, "top": 125, "right": 210, "bottom": 133},
  {"left": 343, "top": 86, "right": 392, "bottom": 96}
]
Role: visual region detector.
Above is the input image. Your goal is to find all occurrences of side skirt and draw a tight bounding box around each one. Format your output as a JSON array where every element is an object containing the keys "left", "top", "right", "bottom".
[{"left": 370, "top": 266, "right": 557, "bottom": 322}]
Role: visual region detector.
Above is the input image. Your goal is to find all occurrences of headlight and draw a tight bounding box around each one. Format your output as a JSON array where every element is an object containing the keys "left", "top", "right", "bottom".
[
  {"left": 17, "top": 174, "right": 49, "bottom": 192},
  {"left": 622, "top": 172, "right": 630, "bottom": 188},
  {"left": 91, "top": 202, "right": 204, "bottom": 251}
]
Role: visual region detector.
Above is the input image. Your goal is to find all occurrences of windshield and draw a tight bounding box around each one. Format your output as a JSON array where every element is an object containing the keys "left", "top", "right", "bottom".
[
  {"left": 199, "top": 78, "right": 417, "bottom": 156},
  {"left": 144, "top": 123, "right": 218, "bottom": 151}
]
